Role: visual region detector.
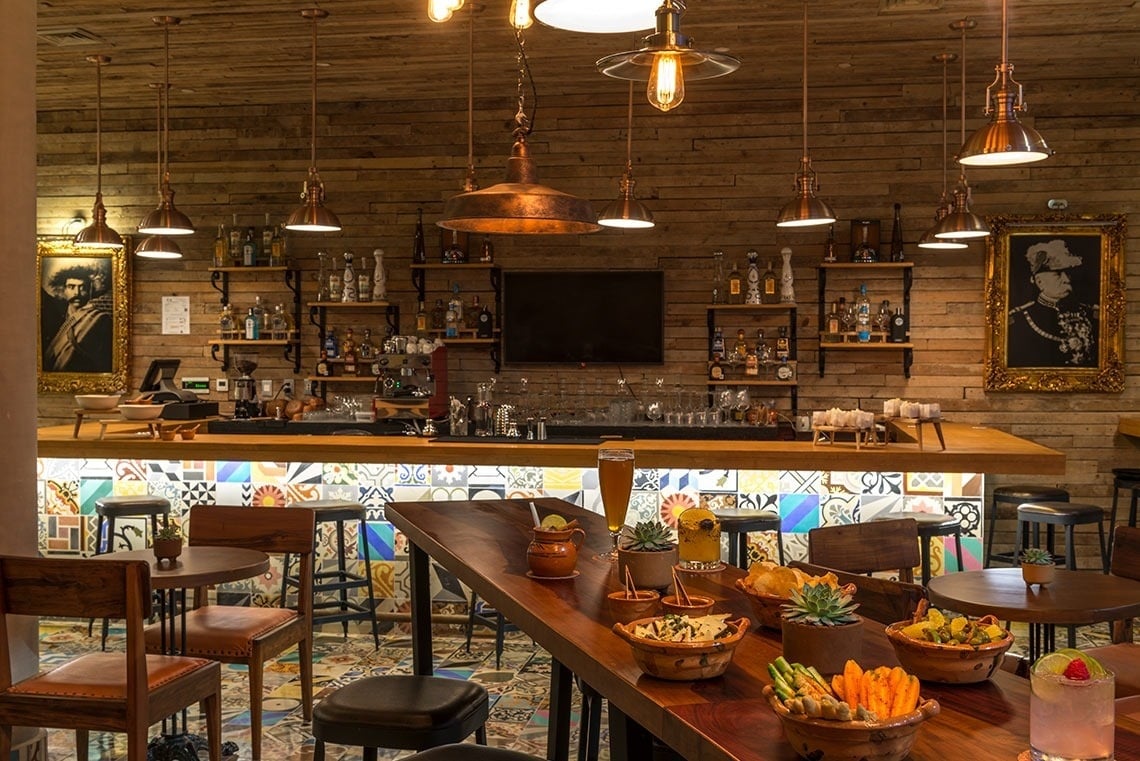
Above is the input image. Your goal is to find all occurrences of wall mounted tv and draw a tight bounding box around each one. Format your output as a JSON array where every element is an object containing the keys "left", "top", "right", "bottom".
[{"left": 501, "top": 269, "right": 665, "bottom": 365}]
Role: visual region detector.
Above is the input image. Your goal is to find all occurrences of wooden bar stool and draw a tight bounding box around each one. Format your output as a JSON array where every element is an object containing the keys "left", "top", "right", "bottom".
[
  {"left": 872, "top": 512, "right": 963, "bottom": 585},
  {"left": 1110, "top": 468, "right": 1140, "bottom": 530},
  {"left": 1015, "top": 501, "right": 1109, "bottom": 572},
  {"left": 711, "top": 509, "right": 784, "bottom": 568},
  {"left": 986, "top": 485, "right": 1069, "bottom": 567},
  {"left": 281, "top": 499, "right": 380, "bottom": 648}
]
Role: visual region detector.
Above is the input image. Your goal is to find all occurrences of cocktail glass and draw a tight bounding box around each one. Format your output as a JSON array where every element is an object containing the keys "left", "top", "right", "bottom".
[
  {"left": 677, "top": 506, "right": 723, "bottom": 571},
  {"left": 597, "top": 448, "right": 635, "bottom": 561},
  {"left": 1029, "top": 659, "right": 1115, "bottom": 761}
]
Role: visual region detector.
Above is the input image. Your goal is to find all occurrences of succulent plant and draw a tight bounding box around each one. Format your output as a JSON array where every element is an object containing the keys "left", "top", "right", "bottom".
[
  {"left": 154, "top": 523, "right": 183, "bottom": 541},
  {"left": 1020, "top": 547, "right": 1053, "bottom": 566},
  {"left": 620, "top": 520, "right": 676, "bottom": 552},
  {"left": 781, "top": 583, "right": 861, "bottom": 626}
]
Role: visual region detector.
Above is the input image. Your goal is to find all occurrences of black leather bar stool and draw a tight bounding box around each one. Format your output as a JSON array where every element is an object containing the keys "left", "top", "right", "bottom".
[
  {"left": 1015, "top": 501, "right": 1109, "bottom": 572},
  {"left": 281, "top": 499, "right": 379, "bottom": 648},
  {"left": 711, "top": 509, "right": 784, "bottom": 568},
  {"left": 872, "top": 512, "right": 963, "bottom": 585},
  {"left": 986, "top": 485, "right": 1069, "bottom": 567},
  {"left": 405, "top": 744, "right": 542, "bottom": 761},
  {"left": 1110, "top": 468, "right": 1140, "bottom": 530},
  {"left": 311, "top": 675, "right": 489, "bottom": 761}
]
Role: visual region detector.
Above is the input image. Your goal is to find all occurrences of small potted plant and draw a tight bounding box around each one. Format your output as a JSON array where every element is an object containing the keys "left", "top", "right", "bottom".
[
  {"left": 616, "top": 520, "right": 679, "bottom": 590},
  {"left": 152, "top": 523, "right": 183, "bottom": 564},
  {"left": 780, "top": 582, "right": 864, "bottom": 675},
  {"left": 1020, "top": 547, "right": 1055, "bottom": 586}
]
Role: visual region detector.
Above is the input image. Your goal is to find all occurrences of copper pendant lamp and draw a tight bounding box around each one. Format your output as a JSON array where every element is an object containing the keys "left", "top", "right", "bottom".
[
  {"left": 957, "top": 0, "right": 1051, "bottom": 167},
  {"left": 918, "top": 52, "right": 968, "bottom": 251},
  {"left": 534, "top": 0, "right": 657, "bottom": 34},
  {"left": 598, "top": 82, "right": 654, "bottom": 229},
  {"left": 776, "top": 0, "right": 835, "bottom": 228},
  {"left": 137, "top": 80, "right": 184, "bottom": 259},
  {"left": 137, "top": 16, "right": 194, "bottom": 238},
  {"left": 285, "top": 8, "right": 341, "bottom": 233},
  {"left": 74, "top": 54, "right": 123, "bottom": 250},
  {"left": 596, "top": 0, "right": 740, "bottom": 113}
]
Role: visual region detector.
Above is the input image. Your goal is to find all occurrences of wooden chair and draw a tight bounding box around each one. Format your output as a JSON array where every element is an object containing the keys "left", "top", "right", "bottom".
[
  {"left": 1086, "top": 526, "right": 1140, "bottom": 697},
  {"left": 807, "top": 518, "right": 921, "bottom": 583},
  {"left": 145, "top": 505, "right": 316, "bottom": 761},
  {"left": 0, "top": 556, "right": 222, "bottom": 761},
  {"left": 790, "top": 560, "right": 927, "bottom": 625}
]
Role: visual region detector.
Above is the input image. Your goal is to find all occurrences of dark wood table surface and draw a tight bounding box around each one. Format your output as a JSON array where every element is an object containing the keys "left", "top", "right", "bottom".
[
  {"left": 387, "top": 497, "right": 1140, "bottom": 761},
  {"left": 103, "top": 546, "right": 270, "bottom": 589}
]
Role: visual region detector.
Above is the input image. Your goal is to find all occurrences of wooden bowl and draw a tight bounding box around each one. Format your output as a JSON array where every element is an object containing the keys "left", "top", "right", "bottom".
[
  {"left": 75, "top": 394, "right": 121, "bottom": 410},
  {"left": 660, "top": 593, "right": 714, "bottom": 617},
  {"left": 606, "top": 590, "right": 660, "bottom": 624},
  {"left": 118, "top": 403, "right": 164, "bottom": 420},
  {"left": 612, "top": 616, "right": 749, "bottom": 681},
  {"left": 734, "top": 578, "right": 786, "bottom": 629},
  {"left": 763, "top": 684, "right": 940, "bottom": 761},
  {"left": 885, "top": 621, "right": 1014, "bottom": 684}
]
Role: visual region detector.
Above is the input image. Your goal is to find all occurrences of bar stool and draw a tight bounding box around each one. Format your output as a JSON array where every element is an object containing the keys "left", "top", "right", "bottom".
[
  {"left": 311, "top": 675, "right": 488, "bottom": 761},
  {"left": 711, "top": 509, "right": 784, "bottom": 568},
  {"left": 871, "top": 513, "right": 963, "bottom": 585},
  {"left": 1109, "top": 468, "right": 1140, "bottom": 530},
  {"left": 1015, "top": 501, "right": 1109, "bottom": 572},
  {"left": 986, "top": 485, "right": 1069, "bottom": 567},
  {"left": 281, "top": 499, "right": 380, "bottom": 648}
]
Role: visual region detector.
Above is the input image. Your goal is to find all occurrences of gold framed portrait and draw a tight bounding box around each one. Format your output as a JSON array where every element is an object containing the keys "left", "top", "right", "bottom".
[
  {"left": 36, "top": 236, "right": 130, "bottom": 393},
  {"left": 983, "top": 214, "right": 1125, "bottom": 392}
]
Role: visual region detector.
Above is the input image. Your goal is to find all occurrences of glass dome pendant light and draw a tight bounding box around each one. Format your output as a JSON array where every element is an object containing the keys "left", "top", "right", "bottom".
[
  {"left": 137, "top": 16, "right": 194, "bottom": 238},
  {"left": 533, "top": 0, "right": 658, "bottom": 34},
  {"left": 918, "top": 52, "right": 968, "bottom": 251},
  {"left": 776, "top": 0, "right": 836, "bottom": 228},
  {"left": 285, "top": 8, "right": 342, "bottom": 233},
  {"left": 136, "top": 82, "right": 183, "bottom": 259},
  {"left": 73, "top": 54, "right": 123, "bottom": 250},
  {"left": 598, "top": 82, "right": 654, "bottom": 229}
]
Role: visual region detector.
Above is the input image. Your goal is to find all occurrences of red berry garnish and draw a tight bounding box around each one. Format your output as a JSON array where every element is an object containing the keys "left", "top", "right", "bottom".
[{"left": 1063, "top": 658, "right": 1091, "bottom": 681}]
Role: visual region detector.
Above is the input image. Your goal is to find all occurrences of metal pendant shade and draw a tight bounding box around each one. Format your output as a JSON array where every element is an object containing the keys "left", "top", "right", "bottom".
[
  {"left": 74, "top": 55, "right": 123, "bottom": 249},
  {"left": 958, "top": 0, "right": 1051, "bottom": 167},
  {"left": 534, "top": 0, "right": 658, "bottom": 33},
  {"left": 918, "top": 52, "right": 968, "bottom": 251},
  {"left": 599, "top": 82, "right": 654, "bottom": 229},
  {"left": 286, "top": 8, "right": 341, "bottom": 233},
  {"left": 134, "top": 234, "right": 184, "bottom": 260}
]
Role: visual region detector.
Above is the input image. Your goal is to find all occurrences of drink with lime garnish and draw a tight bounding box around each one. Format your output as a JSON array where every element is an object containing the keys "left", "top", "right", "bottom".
[{"left": 1029, "top": 649, "right": 1114, "bottom": 761}]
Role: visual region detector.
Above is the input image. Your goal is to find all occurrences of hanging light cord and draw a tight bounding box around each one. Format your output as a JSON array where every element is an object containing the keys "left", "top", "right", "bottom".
[
  {"left": 798, "top": 0, "right": 809, "bottom": 163},
  {"left": 308, "top": 11, "right": 319, "bottom": 170},
  {"left": 466, "top": 6, "right": 474, "bottom": 173},
  {"left": 623, "top": 80, "right": 634, "bottom": 171},
  {"left": 513, "top": 29, "right": 538, "bottom": 138},
  {"left": 958, "top": 20, "right": 970, "bottom": 183},
  {"left": 940, "top": 54, "right": 949, "bottom": 197},
  {"left": 161, "top": 20, "right": 171, "bottom": 178},
  {"left": 93, "top": 57, "right": 104, "bottom": 195}
]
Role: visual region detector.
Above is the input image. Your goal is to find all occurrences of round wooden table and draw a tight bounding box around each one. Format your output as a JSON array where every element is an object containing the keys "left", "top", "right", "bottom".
[{"left": 927, "top": 568, "right": 1140, "bottom": 660}]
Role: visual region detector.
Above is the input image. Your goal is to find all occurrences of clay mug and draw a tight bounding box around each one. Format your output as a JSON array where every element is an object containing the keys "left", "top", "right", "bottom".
[{"left": 527, "top": 524, "right": 586, "bottom": 578}]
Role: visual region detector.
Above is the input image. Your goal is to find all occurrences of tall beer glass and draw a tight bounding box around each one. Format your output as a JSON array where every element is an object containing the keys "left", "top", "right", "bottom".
[{"left": 598, "top": 448, "right": 635, "bottom": 561}]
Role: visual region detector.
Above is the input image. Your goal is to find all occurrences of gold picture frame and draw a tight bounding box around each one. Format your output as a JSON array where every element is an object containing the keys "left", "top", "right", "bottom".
[
  {"left": 36, "top": 236, "right": 130, "bottom": 393},
  {"left": 983, "top": 214, "right": 1125, "bottom": 392}
]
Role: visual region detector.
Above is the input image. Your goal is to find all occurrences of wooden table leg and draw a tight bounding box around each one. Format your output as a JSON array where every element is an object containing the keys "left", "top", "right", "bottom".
[
  {"left": 547, "top": 659, "right": 572, "bottom": 761},
  {"left": 607, "top": 704, "right": 658, "bottom": 761},
  {"left": 407, "top": 540, "right": 433, "bottom": 676},
  {"left": 933, "top": 420, "right": 946, "bottom": 450}
]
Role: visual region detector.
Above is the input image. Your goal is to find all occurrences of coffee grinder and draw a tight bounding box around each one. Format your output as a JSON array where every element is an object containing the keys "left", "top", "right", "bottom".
[{"left": 232, "top": 356, "right": 261, "bottom": 419}]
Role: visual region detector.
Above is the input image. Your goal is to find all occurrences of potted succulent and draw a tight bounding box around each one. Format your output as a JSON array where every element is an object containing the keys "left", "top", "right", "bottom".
[
  {"left": 1020, "top": 547, "right": 1055, "bottom": 586},
  {"left": 780, "top": 582, "right": 864, "bottom": 675},
  {"left": 152, "top": 523, "right": 183, "bottom": 564},
  {"left": 616, "top": 520, "right": 679, "bottom": 590}
]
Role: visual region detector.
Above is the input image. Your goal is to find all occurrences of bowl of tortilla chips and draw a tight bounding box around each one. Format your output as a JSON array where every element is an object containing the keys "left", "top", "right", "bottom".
[{"left": 734, "top": 561, "right": 844, "bottom": 629}]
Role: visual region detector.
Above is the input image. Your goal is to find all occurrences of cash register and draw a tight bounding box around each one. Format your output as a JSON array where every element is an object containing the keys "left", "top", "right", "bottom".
[{"left": 141, "top": 359, "right": 219, "bottom": 419}]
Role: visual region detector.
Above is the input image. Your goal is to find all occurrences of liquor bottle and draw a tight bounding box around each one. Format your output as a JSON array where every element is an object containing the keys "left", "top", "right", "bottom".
[
  {"left": 711, "top": 250, "right": 726, "bottom": 304},
  {"left": 889, "top": 202, "right": 904, "bottom": 262},
  {"left": 430, "top": 298, "right": 446, "bottom": 330},
  {"left": 890, "top": 306, "right": 908, "bottom": 343},
  {"left": 855, "top": 284, "right": 872, "bottom": 343},
  {"left": 826, "top": 300, "right": 840, "bottom": 334},
  {"left": 466, "top": 295, "right": 482, "bottom": 330},
  {"left": 412, "top": 208, "right": 427, "bottom": 264},
  {"left": 837, "top": 296, "right": 852, "bottom": 334},
  {"left": 445, "top": 300, "right": 459, "bottom": 338},
  {"left": 780, "top": 247, "right": 796, "bottom": 303},
  {"left": 876, "top": 299, "right": 892, "bottom": 333},
  {"left": 727, "top": 261, "right": 743, "bottom": 304},
  {"left": 476, "top": 303, "right": 494, "bottom": 338},
  {"left": 415, "top": 301, "right": 429, "bottom": 337},
  {"left": 341, "top": 251, "right": 357, "bottom": 302},
  {"left": 252, "top": 296, "right": 267, "bottom": 334},
  {"left": 241, "top": 227, "right": 257, "bottom": 266},
  {"left": 744, "top": 250, "right": 762, "bottom": 305},
  {"left": 261, "top": 213, "right": 274, "bottom": 264},
  {"left": 732, "top": 328, "right": 748, "bottom": 365},
  {"left": 356, "top": 252, "right": 372, "bottom": 303},
  {"left": 316, "top": 251, "right": 331, "bottom": 301},
  {"left": 243, "top": 307, "right": 260, "bottom": 340},
  {"left": 479, "top": 235, "right": 494, "bottom": 263},
  {"left": 744, "top": 347, "right": 758, "bottom": 376},
  {"left": 823, "top": 224, "right": 837, "bottom": 263},
  {"left": 219, "top": 304, "right": 235, "bottom": 339},
  {"left": 270, "top": 224, "right": 286, "bottom": 267},
  {"left": 228, "top": 213, "right": 242, "bottom": 265},
  {"left": 213, "top": 225, "right": 227, "bottom": 268},
  {"left": 323, "top": 327, "right": 338, "bottom": 358},
  {"left": 340, "top": 327, "right": 356, "bottom": 358},
  {"left": 328, "top": 253, "right": 343, "bottom": 299},
  {"left": 776, "top": 326, "right": 790, "bottom": 362},
  {"left": 443, "top": 229, "right": 465, "bottom": 264},
  {"left": 708, "top": 354, "right": 725, "bottom": 381},
  {"left": 372, "top": 249, "right": 387, "bottom": 301},
  {"left": 761, "top": 258, "right": 779, "bottom": 304},
  {"left": 711, "top": 326, "right": 725, "bottom": 360},
  {"left": 448, "top": 282, "right": 465, "bottom": 327},
  {"left": 757, "top": 329, "right": 774, "bottom": 371},
  {"left": 270, "top": 304, "right": 289, "bottom": 340},
  {"left": 852, "top": 221, "right": 878, "bottom": 263}
]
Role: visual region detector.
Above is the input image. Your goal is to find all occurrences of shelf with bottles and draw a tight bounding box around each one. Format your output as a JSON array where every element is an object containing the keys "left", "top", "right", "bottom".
[
  {"left": 210, "top": 213, "right": 291, "bottom": 270},
  {"left": 706, "top": 293, "right": 798, "bottom": 412},
  {"left": 206, "top": 261, "right": 302, "bottom": 372},
  {"left": 817, "top": 261, "right": 914, "bottom": 378}
]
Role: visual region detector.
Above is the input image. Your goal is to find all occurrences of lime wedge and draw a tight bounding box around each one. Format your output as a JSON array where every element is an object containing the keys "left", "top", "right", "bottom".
[
  {"left": 1032, "top": 652, "right": 1072, "bottom": 676},
  {"left": 1056, "top": 648, "right": 1108, "bottom": 678},
  {"left": 540, "top": 514, "right": 568, "bottom": 530}
]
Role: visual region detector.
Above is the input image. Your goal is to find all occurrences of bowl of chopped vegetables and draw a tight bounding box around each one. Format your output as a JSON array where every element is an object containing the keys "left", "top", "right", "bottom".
[
  {"left": 612, "top": 614, "right": 749, "bottom": 681},
  {"left": 885, "top": 603, "right": 1013, "bottom": 684}
]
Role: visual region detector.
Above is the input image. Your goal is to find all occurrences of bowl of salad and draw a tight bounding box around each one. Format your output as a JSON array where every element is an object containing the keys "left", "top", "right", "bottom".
[{"left": 612, "top": 613, "right": 749, "bottom": 681}]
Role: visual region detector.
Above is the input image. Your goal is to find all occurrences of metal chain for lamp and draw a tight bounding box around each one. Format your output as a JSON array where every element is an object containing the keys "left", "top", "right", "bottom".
[{"left": 463, "top": 3, "right": 478, "bottom": 192}]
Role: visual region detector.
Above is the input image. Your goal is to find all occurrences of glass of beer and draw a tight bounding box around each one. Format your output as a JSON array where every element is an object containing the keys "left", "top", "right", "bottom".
[{"left": 598, "top": 448, "right": 635, "bottom": 561}]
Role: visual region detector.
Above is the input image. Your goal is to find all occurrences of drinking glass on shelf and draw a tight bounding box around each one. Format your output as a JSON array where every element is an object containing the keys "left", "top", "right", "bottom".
[
  {"left": 677, "top": 506, "right": 723, "bottom": 571},
  {"left": 597, "top": 448, "right": 635, "bottom": 562},
  {"left": 1029, "top": 656, "right": 1114, "bottom": 761}
]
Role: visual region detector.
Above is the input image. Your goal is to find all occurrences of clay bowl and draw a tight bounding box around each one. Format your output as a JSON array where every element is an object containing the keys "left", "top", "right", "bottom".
[
  {"left": 885, "top": 621, "right": 1014, "bottom": 684},
  {"left": 178, "top": 426, "right": 199, "bottom": 440},
  {"left": 158, "top": 428, "right": 178, "bottom": 441},
  {"left": 763, "top": 684, "right": 940, "bottom": 761},
  {"left": 660, "top": 593, "right": 715, "bottom": 618},
  {"left": 606, "top": 590, "right": 660, "bottom": 625},
  {"left": 734, "top": 578, "right": 786, "bottom": 629},
  {"left": 118, "top": 403, "right": 164, "bottom": 420},
  {"left": 75, "top": 394, "right": 121, "bottom": 410},
  {"left": 612, "top": 616, "right": 749, "bottom": 681}
]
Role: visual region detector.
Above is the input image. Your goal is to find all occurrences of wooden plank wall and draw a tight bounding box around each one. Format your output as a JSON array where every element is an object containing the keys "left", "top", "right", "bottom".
[{"left": 35, "top": 70, "right": 1140, "bottom": 561}]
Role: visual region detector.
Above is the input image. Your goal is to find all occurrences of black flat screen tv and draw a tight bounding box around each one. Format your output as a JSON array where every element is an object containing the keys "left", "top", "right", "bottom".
[{"left": 501, "top": 270, "right": 665, "bottom": 365}]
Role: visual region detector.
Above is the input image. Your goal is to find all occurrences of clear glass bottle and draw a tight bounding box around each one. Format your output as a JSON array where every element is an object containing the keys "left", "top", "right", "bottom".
[
  {"left": 855, "top": 284, "right": 872, "bottom": 342},
  {"left": 261, "top": 213, "right": 274, "bottom": 264},
  {"left": 711, "top": 250, "right": 726, "bottom": 304},
  {"left": 270, "top": 224, "right": 286, "bottom": 267},
  {"left": 328, "top": 253, "right": 343, "bottom": 300},
  {"left": 213, "top": 224, "right": 227, "bottom": 268},
  {"left": 243, "top": 307, "right": 260, "bottom": 340},
  {"left": 876, "top": 299, "right": 892, "bottom": 333},
  {"left": 228, "top": 213, "right": 242, "bottom": 265},
  {"left": 745, "top": 250, "right": 762, "bottom": 304},
  {"left": 356, "top": 252, "right": 372, "bottom": 303},
  {"left": 270, "top": 304, "right": 288, "bottom": 340},
  {"left": 761, "top": 258, "right": 779, "bottom": 304},
  {"left": 241, "top": 227, "right": 257, "bottom": 266},
  {"left": 252, "top": 296, "right": 266, "bottom": 335},
  {"left": 340, "top": 251, "right": 357, "bottom": 302},
  {"left": 727, "top": 261, "right": 743, "bottom": 304},
  {"left": 219, "top": 303, "right": 235, "bottom": 339},
  {"left": 316, "top": 251, "right": 331, "bottom": 301},
  {"left": 448, "top": 282, "right": 464, "bottom": 329}
]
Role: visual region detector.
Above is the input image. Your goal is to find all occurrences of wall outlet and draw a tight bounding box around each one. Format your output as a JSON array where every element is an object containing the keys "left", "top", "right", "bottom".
[
  {"left": 303, "top": 379, "right": 315, "bottom": 396},
  {"left": 281, "top": 379, "right": 294, "bottom": 396},
  {"left": 215, "top": 378, "right": 229, "bottom": 393}
]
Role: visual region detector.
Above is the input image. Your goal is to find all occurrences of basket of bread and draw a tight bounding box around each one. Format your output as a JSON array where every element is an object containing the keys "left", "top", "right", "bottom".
[{"left": 735, "top": 561, "right": 845, "bottom": 629}]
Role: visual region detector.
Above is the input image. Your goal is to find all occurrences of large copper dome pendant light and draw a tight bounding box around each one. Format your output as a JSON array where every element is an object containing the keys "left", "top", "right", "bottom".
[
  {"left": 137, "top": 16, "right": 194, "bottom": 238},
  {"left": 285, "top": 8, "right": 341, "bottom": 233},
  {"left": 136, "top": 82, "right": 183, "bottom": 259},
  {"left": 776, "top": 0, "right": 835, "bottom": 228},
  {"left": 438, "top": 29, "right": 600, "bottom": 235},
  {"left": 74, "top": 55, "right": 123, "bottom": 250},
  {"left": 957, "top": 0, "right": 1051, "bottom": 167},
  {"left": 534, "top": 0, "right": 658, "bottom": 34},
  {"left": 596, "top": 0, "right": 740, "bottom": 113},
  {"left": 598, "top": 82, "right": 654, "bottom": 229},
  {"left": 918, "top": 52, "right": 968, "bottom": 251},
  {"left": 932, "top": 19, "right": 989, "bottom": 241}
]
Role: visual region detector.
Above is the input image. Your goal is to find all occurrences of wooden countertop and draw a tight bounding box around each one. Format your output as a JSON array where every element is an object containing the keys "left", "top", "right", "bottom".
[
  {"left": 37, "top": 421, "right": 1065, "bottom": 475},
  {"left": 1119, "top": 416, "right": 1140, "bottom": 438}
]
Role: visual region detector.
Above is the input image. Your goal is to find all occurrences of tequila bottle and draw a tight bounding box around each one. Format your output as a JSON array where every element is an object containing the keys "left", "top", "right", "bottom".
[
  {"left": 270, "top": 304, "right": 289, "bottom": 340},
  {"left": 261, "top": 213, "right": 274, "bottom": 265},
  {"left": 356, "top": 253, "right": 372, "bottom": 303},
  {"left": 732, "top": 329, "right": 748, "bottom": 365},
  {"left": 316, "top": 251, "right": 331, "bottom": 301},
  {"left": 228, "top": 213, "right": 242, "bottom": 265},
  {"left": 761, "top": 258, "right": 778, "bottom": 304},
  {"left": 852, "top": 221, "right": 878, "bottom": 263},
  {"left": 340, "top": 251, "right": 357, "bottom": 302},
  {"left": 855, "top": 284, "right": 872, "bottom": 342},
  {"left": 745, "top": 250, "right": 762, "bottom": 305},
  {"left": 213, "top": 224, "right": 227, "bottom": 268},
  {"left": 219, "top": 303, "right": 235, "bottom": 339},
  {"left": 727, "top": 261, "right": 743, "bottom": 304},
  {"left": 372, "top": 249, "right": 387, "bottom": 301},
  {"left": 327, "top": 253, "right": 343, "bottom": 299}
]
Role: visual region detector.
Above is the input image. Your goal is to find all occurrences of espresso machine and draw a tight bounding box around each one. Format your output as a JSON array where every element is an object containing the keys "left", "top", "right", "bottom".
[{"left": 232, "top": 357, "right": 261, "bottom": 419}]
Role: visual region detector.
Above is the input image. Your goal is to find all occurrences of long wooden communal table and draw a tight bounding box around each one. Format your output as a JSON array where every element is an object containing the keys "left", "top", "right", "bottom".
[{"left": 385, "top": 497, "right": 1140, "bottom": 761}]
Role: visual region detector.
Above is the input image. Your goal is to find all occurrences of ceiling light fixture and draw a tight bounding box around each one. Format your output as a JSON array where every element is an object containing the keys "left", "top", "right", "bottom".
[
  {"left": 73, "top": 54, "right": 123, "bottom": 249},
  {"left": 918, "top": 52, "right": 968, "bottom": 251},
  {"left": 598, "top": 82, "right": 654, "bottom": 229},
  {"left": 931, "top": 18, "right": 989, "bottom": 241},
  {"left": 428, "top": 0, "right": 465, "bottom": 23},
  {"left": 438, "top": 28, "right": 600, "bottom": 235},
  {"left": 137, "top": 16, "right": 194, "bottom": 238},
  {"left": 285, "top": 8, "right": 341, "bottom": 233},
  {"left": 957, "top": 0, "right": 1051, "bottom": 166},
  {"left": 136, "top": 82, "right": 184, "bottom": 259},
  {"left": 534, "top": 0, "right": 658, "bottom": 34},
  {"left": 596, "top": 0, "right": 740, "bottom": 113},
  {"left": 776, "top": 1, "right": 835, "bottom": 229}
]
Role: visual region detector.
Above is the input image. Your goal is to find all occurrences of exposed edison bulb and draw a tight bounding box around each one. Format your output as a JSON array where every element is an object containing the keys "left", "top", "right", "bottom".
[
  {"left": 647, "top": 52, "right": 684, "bottom": 112},
  {"left": 508, "top": 0, "right": 532, "bottom": 29},
  {"left": 428, "top": 0, "right": 453, "bottom": 22}
]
